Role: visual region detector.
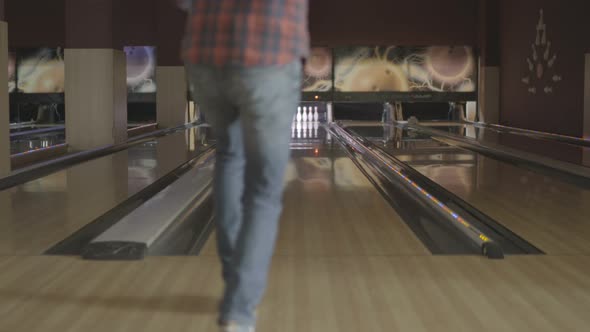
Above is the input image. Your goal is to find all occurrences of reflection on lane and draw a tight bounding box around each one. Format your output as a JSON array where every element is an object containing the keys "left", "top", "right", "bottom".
[
  {"left": 10, "top": 132, "right": 66, "bottom": 155},
  {"left": 279, "top": 141, "right": 429, "bottom": 256}
]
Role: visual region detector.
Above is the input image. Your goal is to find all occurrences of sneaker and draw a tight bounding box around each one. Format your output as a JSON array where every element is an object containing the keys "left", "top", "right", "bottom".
[{"left": 219, "top": 322, "right": 255, "bottom": 332}]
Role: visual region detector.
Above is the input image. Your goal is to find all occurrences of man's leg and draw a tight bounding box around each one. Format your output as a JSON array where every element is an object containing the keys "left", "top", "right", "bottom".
[
  {"left": 185, "top": 64, "right": 245, "bottom": 283},
  {"left": 220, "top": 61, "right": 302, "bottom": 326}
]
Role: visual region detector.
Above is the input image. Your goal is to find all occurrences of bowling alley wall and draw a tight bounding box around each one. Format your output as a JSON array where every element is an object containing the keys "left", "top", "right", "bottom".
[
  {"left": 3, "top": 0, "right": 590, "bottom": 138},
  {"left": 498, "top": 0, "right": 590, "bottom": 137},
  {"left": 3, "top": 0, "right": 477, "bottom": 63}
]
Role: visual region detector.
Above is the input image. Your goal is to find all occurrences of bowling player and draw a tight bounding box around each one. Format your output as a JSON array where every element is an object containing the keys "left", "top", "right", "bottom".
[{"left": 181, "top": 1, "right": 310, "bottom": 331}]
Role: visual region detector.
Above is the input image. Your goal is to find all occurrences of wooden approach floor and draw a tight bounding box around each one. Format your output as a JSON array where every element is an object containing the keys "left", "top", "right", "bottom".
[
  {"left": 2, "top": 154, "right": 590, "bottom": 331},
  {"left": 1, "top": 255, "right": 590, "bottom": 332}
]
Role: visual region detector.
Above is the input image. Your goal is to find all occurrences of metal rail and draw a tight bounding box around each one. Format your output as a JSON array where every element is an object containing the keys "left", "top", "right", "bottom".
[{"left": 329, "top": 123, "right": 504, "bottom": 259}]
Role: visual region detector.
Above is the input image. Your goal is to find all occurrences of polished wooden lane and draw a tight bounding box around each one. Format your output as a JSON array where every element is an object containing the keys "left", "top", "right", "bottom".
[
  {"left": 201, "top": 148, "right": 429, "bottom": 257},
  {"left": 410, "top": 151, "right": 590, "bottom": 255},
  {"left": 0, "top": 129, "right": 205, "bottom": 255},
  {"left": 1, "top": 255, "right": 590, "bottom": 332}
]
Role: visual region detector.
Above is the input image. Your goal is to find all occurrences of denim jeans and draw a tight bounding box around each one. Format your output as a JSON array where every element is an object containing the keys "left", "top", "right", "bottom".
[{"left": 185, "top": 61, "right": 301, "bottom": 326}]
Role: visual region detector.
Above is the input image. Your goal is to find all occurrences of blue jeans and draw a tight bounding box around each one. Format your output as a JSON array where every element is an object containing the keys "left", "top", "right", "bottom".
[{"left": 186, "top": 61, "right": 301, "bottom": 326}]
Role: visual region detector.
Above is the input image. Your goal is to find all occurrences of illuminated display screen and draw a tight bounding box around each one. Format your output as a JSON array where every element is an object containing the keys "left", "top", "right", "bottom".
[
  {"left": 17, "top": 48, "right": 65, "bottom": 93},
  {"left": 302, "top": 47, "right": 333, "bottom": 92},
  {"left": 334, "top": 46, "right": 476, "bottom": 93},
  {"left": 8, "top": 51, "right": 15, "bottom": 93},
  {"left": 124, "top": 46, "right": 157, "bottom": 93}
]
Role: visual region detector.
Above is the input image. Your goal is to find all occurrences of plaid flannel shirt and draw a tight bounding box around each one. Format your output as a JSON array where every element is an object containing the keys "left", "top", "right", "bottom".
[{"left": 182, "top": 0, "right": 309, "bottom": 67}]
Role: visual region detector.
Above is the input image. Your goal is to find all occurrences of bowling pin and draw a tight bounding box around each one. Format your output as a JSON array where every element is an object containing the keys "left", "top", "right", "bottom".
[
  {"left": 313, "top": 107, "right": 319, "bottom": 122},
  {"left": 314, "top": 121, "right": 319, "bottom": 138},
  {"left": 302, "top": 121, "right": 307, "bottom": 138},
  {"left": 297, "top": 107, "right": 302, "bottom": 122},
  {"left": 291, "top": 121, "right": 296, "bottom": 138},
  {"left": 296, "top": 121, "right": 302, "bottom": 138},
  {"left": 302, "top": 107, "right": 307, "bottom": 122}
]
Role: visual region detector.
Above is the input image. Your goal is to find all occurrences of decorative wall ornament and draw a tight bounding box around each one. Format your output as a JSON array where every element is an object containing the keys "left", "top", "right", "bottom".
[{"left": 522, "top": 9, "right": 562, "bottom": 95}]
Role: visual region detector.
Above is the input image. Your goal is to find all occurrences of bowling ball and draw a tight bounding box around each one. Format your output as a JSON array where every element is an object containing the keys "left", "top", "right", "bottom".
[
  {"left": 408, "top": 116, "right": 419, "bottom": 125},
  {"left": 340, "top": 59, "right": 409, "bottom": 92},
  {"left": 305, "top": 47, "right": 332, "bottom": 79},
  {"left": 425, "top": 46, "right": 474, "bottom": 85}
]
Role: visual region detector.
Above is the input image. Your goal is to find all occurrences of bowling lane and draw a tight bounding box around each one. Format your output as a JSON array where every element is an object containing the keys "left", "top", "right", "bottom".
[
  {"left": 201, "top": 139, "right": 430, "bottom": 257},
  {"left": 9, "top": 124, "right": 152, "bottom": 155},
  {"left": 421, "top": 122, "right": 590, "bottom": 168},
  {"left": 0, "top": 126, "right": 211, "bottom": 255},
  {"left": 348, "top": 124, "right": 590, "bottom": 254}
]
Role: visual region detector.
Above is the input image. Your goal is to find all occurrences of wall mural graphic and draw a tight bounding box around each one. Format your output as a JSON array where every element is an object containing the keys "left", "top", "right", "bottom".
[
  {"left": 124, "top": 46, "right": 157, "bottom": 93},
  {"left": 302, "top": 47, "right": 333, "bottom": 92},
  {"left": 7, "top": 47, "right": 158, "bottom": 95},
  {"left": 334, "top": 46, "right": 476, "bottom": 93},
  {"left": 16, "top": 48, "right": 65, "bottom": 93},
  {"left": 521, "top": 9, "right": 562, "bottom": 95}
]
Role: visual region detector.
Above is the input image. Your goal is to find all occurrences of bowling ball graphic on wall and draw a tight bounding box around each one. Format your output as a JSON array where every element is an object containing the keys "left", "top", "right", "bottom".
[
  {"left": 302, "top": 47, "right": 333, "bottom": 92},
  {"left": 339, "top": 59, "right": 410, "bottom": 92},
  {"left": 334, "top": 46, "right": 476, "bottom": 93},
  {"left": 17, "top": 48, "right": 65, "bottom": 93},
  {"left": 335, "top": 47, "right": 409, "bottom": 92},
  {"left": 124, "top": 46, "right": 157, "bottom": 93},
  {"left": 425, "top": 46, "right": 475, "bottom": 90}
]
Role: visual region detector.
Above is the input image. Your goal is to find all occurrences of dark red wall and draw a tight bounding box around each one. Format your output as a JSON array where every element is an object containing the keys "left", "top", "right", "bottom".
[
  {"left": 117, "top": 0, "right": 157, "bottom": 47},
  {"left": 6, "top": 0, "right": 65, "bottom": 48},
  {"left": 477, "top": 0, "right": 500, "bottom": 66},
  {"left": 155, "top": 0, "right": 187, "bottom": 66},
  {"left": 309, "top": 0, "right": 478, "bottom": 46},
  {"left": 5, "top": 0, "right": 479, "bottom": 54},
  {"left": 499, "top": 0, "right": 590, "bottom": 137},
  {"left": 66, "top": 0, "right": 117, "bottom": 48}
]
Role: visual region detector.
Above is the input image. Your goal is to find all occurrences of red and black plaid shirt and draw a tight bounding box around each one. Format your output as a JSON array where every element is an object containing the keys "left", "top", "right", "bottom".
[{"left": 182, "top": 0, "right": 309, "bottom": 67}]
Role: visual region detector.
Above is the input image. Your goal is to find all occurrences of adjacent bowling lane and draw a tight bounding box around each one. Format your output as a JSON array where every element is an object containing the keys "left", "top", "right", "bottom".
[
  {"left": 422, "top": 122, "right": 590, "bottom": 168},
  {"left": 0, "top": 126, "right": 211, "bottom": 255},
  {"left": 349, "top": 124, "right": 590, "bottom": 254}
]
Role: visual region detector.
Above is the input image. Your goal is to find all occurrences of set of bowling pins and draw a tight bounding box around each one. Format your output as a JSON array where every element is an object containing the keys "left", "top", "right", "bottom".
[
  {"left": 295, "top": 106, "right": 319, "bottom": 123},
  {"left": 292, "top": 106, "right": 320, "bottom": 139}
]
